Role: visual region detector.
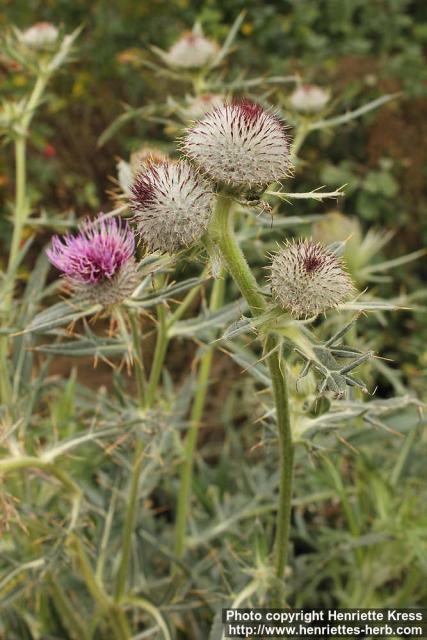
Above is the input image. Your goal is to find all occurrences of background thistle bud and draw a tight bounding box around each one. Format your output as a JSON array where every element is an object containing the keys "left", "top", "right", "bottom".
[
  {"left": 18, "top": 23, "right": 59, "bottom": 49},
  {"left": 290, "top": 84, "right": 330, "bottom": 113},
  {"left": 46, "top": 214, "right": 138, "bottom": 307},
  {"left": 183, "top": 94, "right": 224, "bottom": 121},
  {"left": 183, "top": 99, "right": 291, "bottom": 188},
  {"left": 163, "top": 28, "right": 219, "bottom": 69},
  {"left": 130, "top": 160, "right": 213, "bottom": 254},
  {"left": 269, "top": 240, "right": 354, "bottom": 318}
]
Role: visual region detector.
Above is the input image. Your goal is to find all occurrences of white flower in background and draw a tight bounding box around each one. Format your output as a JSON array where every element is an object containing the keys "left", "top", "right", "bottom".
[
  {"left": 117, "top": 160, "right": 134, "bottom": 196},
  {"left": 183, "top": 94, "right": 224, "bottom": 121},
  {"left": 158, "top": 24, "right": 219, "bottom": 70},
  {"left": 130, "top": 160, "right": 214, "bottom": 253},
  {"left": 18, "top": 22, "right": 59, "bottom": 49},
  {"left": 269, "top": 239, "right": 354, "bottom": 318},
  {"left": 183, "top": 99, "right": 292, "bottom": 188},
  {"left": 290, "top": 84, "right": 330, "bottom": 113},
  {"left": 312, "top": 211, "right": 362, "bottom": 247}
]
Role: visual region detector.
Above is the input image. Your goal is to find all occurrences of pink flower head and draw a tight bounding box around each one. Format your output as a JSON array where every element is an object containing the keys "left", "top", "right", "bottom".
[{"left": 47, "top": 214, "right": 138, "bottom": 306}]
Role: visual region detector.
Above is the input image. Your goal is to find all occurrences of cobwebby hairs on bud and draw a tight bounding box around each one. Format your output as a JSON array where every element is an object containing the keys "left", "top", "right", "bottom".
[
  {"left": 46, "top": 214, "right": 138, "bottom": 307},
  {"left": 289, "top": 84, "right": 330, "bottom": 113},
  {"left": 18, "top": 23, "right": 59, "bottom": 49},
  {"left": 164, "top": 31, "right": 219, "bottom": 69},
  {"left": 269, "top": 239, "right": 354, "bottom": 318},
  {"left": 130, "top": 160, "right": 214, "bottom": 254},
  {"left": 183, "top": 99, "right": 292, "bottom": 188}
]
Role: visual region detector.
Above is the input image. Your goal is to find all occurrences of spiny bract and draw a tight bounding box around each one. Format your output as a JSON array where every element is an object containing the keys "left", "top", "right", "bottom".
[
  {"left": 183, "top": 99, "right": 292, "bottom": 188},
  {"left": 130, "top": 160, "right": 214, "bottom": 254},
  {"left": 269, "top": 239, "right": 354, "bottom": 318}
]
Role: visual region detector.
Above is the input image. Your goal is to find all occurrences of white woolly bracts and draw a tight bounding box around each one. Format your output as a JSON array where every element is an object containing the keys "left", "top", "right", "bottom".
[
  {"left": 269, "top": 239, "right": 354, "bottom": 318},
  {"left": 130, "top": 160, "right": 214, "bottom": 254}
]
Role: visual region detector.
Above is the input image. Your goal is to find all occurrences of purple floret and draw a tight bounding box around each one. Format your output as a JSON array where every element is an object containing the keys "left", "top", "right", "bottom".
[{"left": 46, "top": 214, "right": 135, "bottom": 285}]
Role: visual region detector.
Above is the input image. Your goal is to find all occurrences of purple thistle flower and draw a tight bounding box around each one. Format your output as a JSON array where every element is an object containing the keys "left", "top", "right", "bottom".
[{"left": 47, "top": 214, "right": 138, "bottom": 306}]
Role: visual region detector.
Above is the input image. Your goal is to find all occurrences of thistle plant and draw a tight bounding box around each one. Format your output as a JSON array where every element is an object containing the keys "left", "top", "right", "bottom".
[{"left": 1, "top": 16, "right": 424, "bottom": 640}]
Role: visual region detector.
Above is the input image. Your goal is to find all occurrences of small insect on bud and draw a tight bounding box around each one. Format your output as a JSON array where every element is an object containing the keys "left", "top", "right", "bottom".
[
  {"left": 164, "top": 29, "right": 219, "bottom": 69},
  {"left": 289, "top": 84, "right": 330, "bottom": 113},
  {"left": 130, "top": 160, "right": 214, "bottom": 254},
  {"left": 269, "top": 240, "right": 354, "bottom": 318},
  {"left": 19, "top": 22, "right": 59, "bottom": 49},
  {"left": 46, "top": 214, "right": 138, "bottom": 307},
  {"left": 183, "top": 99, "right": 292, "bottom": 188}
]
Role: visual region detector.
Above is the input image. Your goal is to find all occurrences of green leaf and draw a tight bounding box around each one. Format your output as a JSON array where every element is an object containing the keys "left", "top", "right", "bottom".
[
  {"left": 35, "top": 337, "right": 127, "bottom": 358},
  {"left": 24, "top": 301, "right": 100, "bottom": 334}
]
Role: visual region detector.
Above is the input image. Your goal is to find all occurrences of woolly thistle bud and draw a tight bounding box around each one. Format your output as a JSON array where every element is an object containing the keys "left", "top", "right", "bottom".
[
  {"left": 183, "top": 99, "right": 291, "bottom": 188},
  {"left": 269, "top": 240, "right": 354, "bottom": 318},
  {"left": 46, "top": 214, "right": 138, "bottom": 307},
  {"left": 130, "top": 160, "right": 214, "bottom": 253},
  {"left": 116, "top": 147, "right": 167, "bottom": 197},
  {"left": 163, "top": 29, "right": 219, "bottom": 69},
  {"left": 289, "top": 84, "right": 330, "bottom": 113},
  {"left": 18, "top": 23, "right": 59, "bottom": 49}
]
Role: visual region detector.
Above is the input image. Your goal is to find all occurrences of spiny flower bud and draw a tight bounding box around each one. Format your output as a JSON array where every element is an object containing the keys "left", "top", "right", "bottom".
[
  {"left": 163, "top": 29, "right": 219, "bottom": 69},
  {"left": 183, "top": 99, "right": 291, "bottom": 188},
  {"left": 290, "top": 84, "right": 330, "bottom": 113},
  {"left": 116, "top": 147, "right": 167, "bottom": 197},
  {"left": 18, "top": 23, "right": 59, "bottom": 49},
  {"left": 47, "top": 214, "right": 138, "bottom": 307},
  {"left": 130, "top": 160, "right": 214, "bottom": 253},
  {"left": 269, "top": 240, "right": 354, "bottom": 318}
]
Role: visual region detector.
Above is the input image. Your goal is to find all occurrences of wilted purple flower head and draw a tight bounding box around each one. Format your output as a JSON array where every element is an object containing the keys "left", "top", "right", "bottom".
[
  {"left": 269, "top": 240, "right": 354, "bottom": 318},
  {"left": 47, "top": 214, "right": 138, "bottom": 306},
  {"left": 290, "top": 84, "right": 330, "bottom": 113},
  {"left": 183, "top": 99, "right": 292, "bottom": 188},
  {"left": 130, "top": 160, "right": 213, "bottom": 254}
]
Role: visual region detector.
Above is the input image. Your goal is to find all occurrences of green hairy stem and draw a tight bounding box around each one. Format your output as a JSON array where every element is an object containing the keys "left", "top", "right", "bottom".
[
  {"left": 174, "top": 274, "right": 225, "bottom": 562},
  {"left": 208, "top": 193, "right": 294, "bottom": 583}
]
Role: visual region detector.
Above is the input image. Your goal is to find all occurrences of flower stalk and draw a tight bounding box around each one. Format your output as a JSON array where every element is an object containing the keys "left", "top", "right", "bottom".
[
  {"left": 174, "top": 273, "right": 225, "bottom": 562},
  {"left": 208, "top": 193, "right": 294, "bottom": 583}
]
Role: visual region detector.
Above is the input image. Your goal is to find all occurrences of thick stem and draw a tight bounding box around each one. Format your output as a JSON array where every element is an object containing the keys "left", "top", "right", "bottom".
[
  {"left": 129, "top": 311, "right": 147, "bottom": 409},
  {"left": 116, "top": 287, "right": 167, "bottom": 600},
  {"left": 174, "top": 274, "right": 225, "bottom": 561},
  {"left": 1, "top": 74, "right": 49, "bottom": 406},
  {"left": 8, "top": 137, "right": 27, "bottom": 271},
  {"left": 209, "top": 194, "right": 294, "bottom": 582},
  {"left": 146, "top": 301, "right": 168, "bottom": 407},
  {"left": 115, "top": 440, "right": 144, "bottom": 602},
  {"left": 70, "top": 537, "right": 130, "bottom": 640},
  {"left": 8, "top": 73, "right": 48, "bottom": 273}
]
